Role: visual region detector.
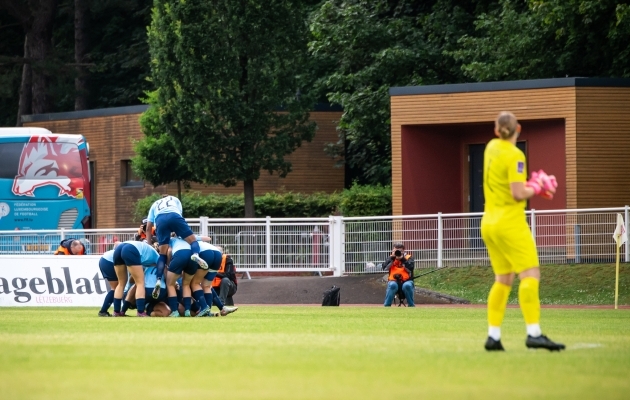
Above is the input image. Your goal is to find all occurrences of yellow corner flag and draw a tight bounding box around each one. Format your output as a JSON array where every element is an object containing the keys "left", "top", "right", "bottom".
[{"left": 612, "top": 214, "right": 627, "bottom": 309}]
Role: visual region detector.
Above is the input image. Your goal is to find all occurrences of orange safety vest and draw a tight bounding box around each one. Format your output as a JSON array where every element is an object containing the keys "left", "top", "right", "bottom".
[
  {"left": 212, "top": 255, "right": 228, "bottom": 288},
  {"left": 138, "top": 227, "right": 156, "bottom": 240},
  {"left": 54, "top": 243, "right": 85, "bottom": 255},
  {"left": 388, "top": 254, "right": 412, "bottom": 281},
  {"left": 54, "top": 246, "right": 71, "bottom": 255}
]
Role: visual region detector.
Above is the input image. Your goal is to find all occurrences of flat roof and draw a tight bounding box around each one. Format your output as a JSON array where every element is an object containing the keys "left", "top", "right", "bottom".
[
  {"left": 21, "top": 103, "right": 343, "bottom": 123},
  {"left": 389, "top": 77, "right": 630, "bottom": 96},
  {"left": 0, "top": 128, "right": 85, "bottom": 144},
  {"left": 21, "top": 105, "right": 149, "bottom": 123}
]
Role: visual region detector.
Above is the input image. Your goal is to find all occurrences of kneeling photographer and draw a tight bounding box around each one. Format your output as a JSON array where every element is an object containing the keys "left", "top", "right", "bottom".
[{"left": 382, "top": 242, "right": 415, "bottom": 307}]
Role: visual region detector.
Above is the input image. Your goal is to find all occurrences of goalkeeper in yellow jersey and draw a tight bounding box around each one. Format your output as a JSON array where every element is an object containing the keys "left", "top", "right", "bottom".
[{"left": 481, "top": 111, "right": 565, "bottom": 352}]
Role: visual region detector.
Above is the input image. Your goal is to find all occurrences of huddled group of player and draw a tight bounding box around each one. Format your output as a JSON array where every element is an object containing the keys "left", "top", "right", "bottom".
[{"left": 97, "top": 195, "right": 238, "bottom": 317}]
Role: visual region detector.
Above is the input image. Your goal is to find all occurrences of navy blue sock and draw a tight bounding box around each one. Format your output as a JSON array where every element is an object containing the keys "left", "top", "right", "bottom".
[
  {"left": 204, "top": 292, "right": 213, "bottom": 308},
  {"left": 122, "top": 300, "right": 132, "bottom": 313},
  {"left": 212, "top": 288, "right": 224, "bottom": 309},
  {"left": 190, "top": 241, "right": 200, "bottom": 255},
  {"left": 156, "top": 254, "right": 167, "bottom": 279},
  {"left": 184, "top": 297, "right": 191, "bottom": 311},
  {"left": 113, "top": 298, "right": 122, "bottom": 313},
  {"left": 192, "top": 290, "right": 208, "bottom": 309},
  {"left": 136, "top": 298, "right": 146, "bottom": 313},
  {"left": 168, "top": 296, "right": 179, "bottom": 313},
  {"left": 100, "top": 290, "right": 115, "bottom": 313}
]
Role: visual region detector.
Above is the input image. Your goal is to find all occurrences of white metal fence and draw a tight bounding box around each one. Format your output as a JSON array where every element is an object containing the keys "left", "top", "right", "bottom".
[
  {"left": 0, "top": 228, "right": 138, "bottom": 255},
  {"left": 343, "top": 207, "right": 629, "bottom": 273},
  {"left": 0, "top": 207, "right": 627, "bottom": 276},
  {"left": 191, "top": 216, "right": 332, "bottom": 274}
]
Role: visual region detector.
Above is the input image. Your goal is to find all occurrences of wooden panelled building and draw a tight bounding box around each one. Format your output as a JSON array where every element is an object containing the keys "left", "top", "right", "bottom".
[
  {"left": 22, "top": 105, "right": 344, "bottom": 228},
  {"left": 389, "top": 78, "right": 630, "bottom": 260},
  {"left": 389, "top": 78, "right": 630, "bottom": 216}
]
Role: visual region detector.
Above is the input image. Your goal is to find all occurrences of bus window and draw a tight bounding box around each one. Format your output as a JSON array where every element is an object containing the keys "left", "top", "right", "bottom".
[{"left": 0, "top": 143, "right": 25, "bottom": 179}]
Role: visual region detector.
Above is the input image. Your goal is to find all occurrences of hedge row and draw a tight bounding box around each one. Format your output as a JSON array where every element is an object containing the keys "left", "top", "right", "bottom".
[{"left": 134, "top": 184, "right": 392, "bottom": 221}]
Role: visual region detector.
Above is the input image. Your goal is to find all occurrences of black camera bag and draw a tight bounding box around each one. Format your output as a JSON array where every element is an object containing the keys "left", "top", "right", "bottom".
[{"left": 322, "top": 285, "right": 341, "bottom": 306}]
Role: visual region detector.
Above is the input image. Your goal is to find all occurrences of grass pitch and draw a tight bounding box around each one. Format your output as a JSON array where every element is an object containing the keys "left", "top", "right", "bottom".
[{"left": 1, "top": 307, "right": 629, "bottom": 400}]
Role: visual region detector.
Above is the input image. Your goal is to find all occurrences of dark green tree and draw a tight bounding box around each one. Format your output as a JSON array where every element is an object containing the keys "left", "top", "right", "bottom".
[
  {"left": 309, "top": 0, "right": 494, "bottom": 185},
  {"left": 52, "top": 0, "right": 153, "bottom": 111},
  {"left": 144, "top": 0, "right": 316, "bottom": 217},
  {"left": 132, "top": 135, "right": 192, "bottom": 199},
  {"left": 0, "top": 0, "right": 61, "bottom": 122},
  {"left": 0, "top": 10, "right": 25, "bottom": 126},
  {"left": 453, "top": 0, "right": 630, "bottom": 81},
  {"left": 133, "top": 97, "right": 198, "bottom": 199},
  {"left": 86, "top": 0, "right": 152, "bottom": 108},
  {"left": 0, "top": 0, "right": 153, "bottom": 125}
]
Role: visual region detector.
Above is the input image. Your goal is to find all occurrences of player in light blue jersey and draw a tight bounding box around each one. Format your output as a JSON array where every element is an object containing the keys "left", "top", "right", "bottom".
[
  {"left": 145, "top": 195, "right": 208, "bottom": 298},
  {"left": 112, "top": 240, "right": 159, "bottom": 317},
  {"left": 165, "top": 237, "right": 212, "bottom": 317},
  {"left": 96, "top": 241, "right": 124, "bottom": 317},
  {"left": 190, "top": 240, "right": 231, "bottom": 316},
  {"left": 123, "top": 266, "right": 170, "bottom": 317},
  {"left": 97, "top": 249, "right": 117, "bottom": 317},
  {"left": 201, "top": 245, "right": 239, "bottom": 316}
]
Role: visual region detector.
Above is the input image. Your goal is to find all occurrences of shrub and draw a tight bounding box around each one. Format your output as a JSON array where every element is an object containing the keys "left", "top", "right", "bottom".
[
  {"left": 339, "top": 183, "right": 392, "bottom": 217},
  {"left": 254, "top": 192, "right": 342, "bottom": 218},
  {"left": 133, "top": 193, "right": 161, "bottom": 222},
  {"left": 133, "top": 185, "right": 391, "bottom": 221}
]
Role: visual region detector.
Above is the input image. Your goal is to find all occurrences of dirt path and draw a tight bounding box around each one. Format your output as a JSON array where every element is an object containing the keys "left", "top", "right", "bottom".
[
  {"left": 235, "top": 275, "right": 459, "bottom": 305},
  {"left": 234, "top": 275, "right": 629, "bottom": 308}
]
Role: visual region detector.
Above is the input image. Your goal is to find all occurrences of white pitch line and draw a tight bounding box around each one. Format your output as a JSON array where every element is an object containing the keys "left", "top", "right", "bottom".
[{"left": 567, "top": 343, "right": 603, "bottom": 350}]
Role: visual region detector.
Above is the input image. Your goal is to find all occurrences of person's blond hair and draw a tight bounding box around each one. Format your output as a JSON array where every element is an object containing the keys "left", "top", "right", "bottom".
[{"left": 495, "top": 111, "right": 518, "bottom": 139}]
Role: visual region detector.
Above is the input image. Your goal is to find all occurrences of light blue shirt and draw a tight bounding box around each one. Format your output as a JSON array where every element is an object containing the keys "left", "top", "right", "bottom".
[
  {"left": 102, "top": 249, "right": 114, "bottom": 263},
  {"left": 199, "top": 241, "right": 221, "bottom": 253},
  {"left": 123, "top": 240, "right": 159, "bottom": 266},
  {"left": 169, "top": 237, "right": 190, "bottom": 255},
  {"left": 143, "top": 266, "right": 166, "bottom": 289},
  {"left": 170, "top": 237, "right": 219, "bottom": 254},
  {"left": 147, "top": 195, "right": 183, "bottom": 223}
]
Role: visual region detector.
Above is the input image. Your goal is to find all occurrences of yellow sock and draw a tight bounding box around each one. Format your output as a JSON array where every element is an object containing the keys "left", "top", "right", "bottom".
[
  {"left": 519, "top": 277, "right": 540, "bottom": 325},
  {"left": 487, "top": 281, "right": 511, "bottom": 327}
]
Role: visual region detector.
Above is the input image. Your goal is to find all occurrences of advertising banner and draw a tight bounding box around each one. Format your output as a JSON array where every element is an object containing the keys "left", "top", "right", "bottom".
[{"left": 0, "top": 255, "right": 109, "bottom": 306}]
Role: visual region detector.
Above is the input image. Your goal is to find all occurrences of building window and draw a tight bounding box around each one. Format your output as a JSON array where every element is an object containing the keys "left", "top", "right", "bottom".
[{"left": 121, "top": 160, "right": 144, "bottom": 187}]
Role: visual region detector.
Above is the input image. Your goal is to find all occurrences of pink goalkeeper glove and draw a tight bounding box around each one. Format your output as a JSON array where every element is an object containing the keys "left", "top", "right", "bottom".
[
  {"left": 537, "top": 170, "right": 557, "bottom": 199},
  {"left": 526, "top": 170, "right": 557, "bottom": 199},
  {"left": 526, "top": 171, "right": 542, "bottom": 195}
]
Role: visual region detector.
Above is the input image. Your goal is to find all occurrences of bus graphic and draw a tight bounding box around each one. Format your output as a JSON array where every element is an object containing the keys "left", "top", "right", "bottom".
[
  {"left": 0, "top": 128, "right": 91, "bottom": 231},
  {"left": 12, "top": 135, "right": 85, "bottom": 198}
]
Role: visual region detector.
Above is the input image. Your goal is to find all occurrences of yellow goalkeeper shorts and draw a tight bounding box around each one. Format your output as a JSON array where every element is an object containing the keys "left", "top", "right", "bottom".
[{"left": 481, "top": 220, "right": 539, "bottom": 275}]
